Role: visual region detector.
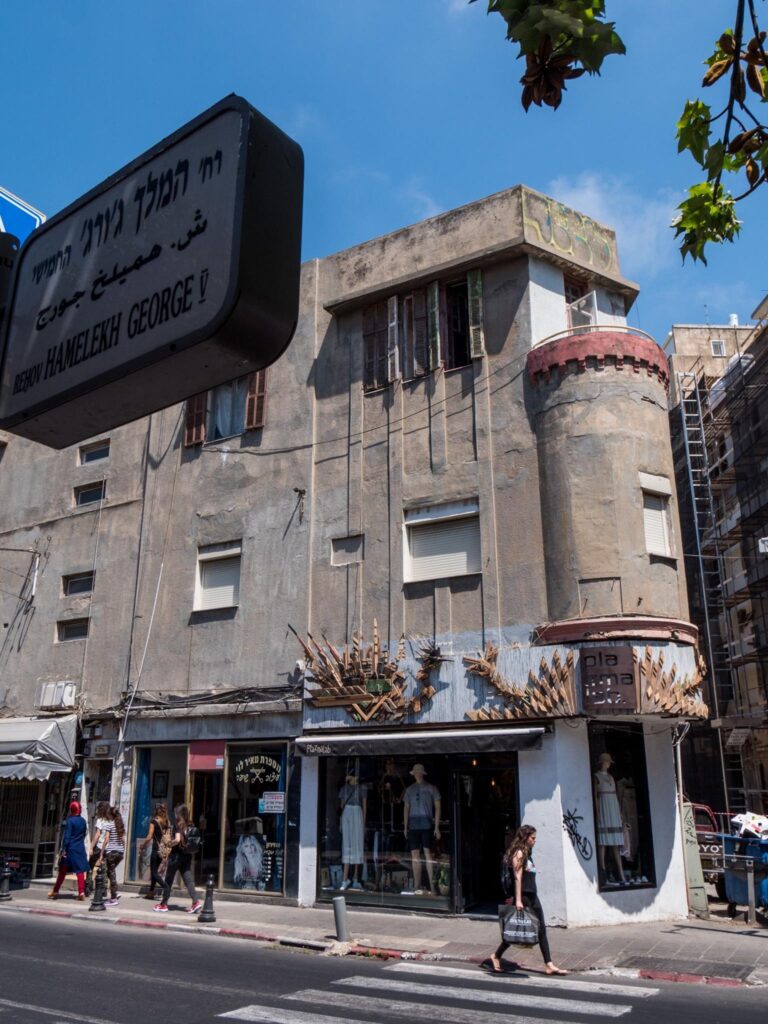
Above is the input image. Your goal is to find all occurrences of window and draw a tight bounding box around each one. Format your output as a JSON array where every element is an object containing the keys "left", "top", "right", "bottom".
[
  {"left": 194, "top": 542, "right": 242, "bottom": 611},
  {"left": 79, "top": 440, "right": 110, "bottom": 464},
  {"left": 74, "top": 481, "right": 106, "bottom": 506},
  {"left": 639, "top": 474, "right": 673, "bottom": 558},
  {"left": 564, "top": 275, "right": 588, "bottom": 307},
  {"left": 63, "top": 572, "right": 94, "bottom": 596},
  {"left": 224, "top": 744, "right": 288, "bottom": 894},
  {"left": 362, "top": 271, "right": 484, "bottom": 390},
  {"left": 404, "top": 500, "right": 481, "bottom": 583},
  {"left": 57, "top": 618, "right": 89, "bottom": 642},
  {"left": 184, "top": 371, "right": 267, "bottom": 446},
  {"left": 589, "top": 723, "right": 655, "bottom": 891},
  {"left": 711, "top": 338, "right": 726, "bottom": 358}
]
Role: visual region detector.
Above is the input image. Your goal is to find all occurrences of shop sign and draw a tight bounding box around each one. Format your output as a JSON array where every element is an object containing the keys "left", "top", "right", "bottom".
[
  {"left": 0, "top": 95, "right": 303, "bottom": 448},
  {"left": 259, "top": 791, "right": 285, "bottom": 814},
  {"left": 91, "top": 743, "right": 110, "bottom": 757},
  {"left": 232, "top": 752, "right": 282, "bottom": 786},
  {"left": 580, "top": 646, "right": 637, "bottom": 712}
]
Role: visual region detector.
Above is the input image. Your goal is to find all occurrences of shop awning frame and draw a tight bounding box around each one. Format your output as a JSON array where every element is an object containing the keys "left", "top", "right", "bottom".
[
  {"left": 294, "top": 725, "right": 546, "bottom": 757},
  {"left": 0, "top": 714, "right": 78, "bottom": 781}
]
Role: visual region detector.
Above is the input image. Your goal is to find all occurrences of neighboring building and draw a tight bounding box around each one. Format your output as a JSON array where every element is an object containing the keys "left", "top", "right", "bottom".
[
  {"left": 665, "top": 306, "right": 768, "bottom": 816},
  {"left": 0, "top": 186, "right": 705, "bottom": 925}
]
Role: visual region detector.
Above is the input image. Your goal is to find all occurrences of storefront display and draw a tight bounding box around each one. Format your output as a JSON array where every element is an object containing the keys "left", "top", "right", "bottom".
[
  {"left": 223, "top": 744, "right": 287, "bottom": 894},
  {"left": 589, "top": 723, "right": 655, "bottom": 891}
]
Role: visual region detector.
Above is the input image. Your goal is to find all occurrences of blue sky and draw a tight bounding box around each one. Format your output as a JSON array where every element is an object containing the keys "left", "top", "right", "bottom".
[{"left": 1, "top": 1, "right": 763, "bottom": 344}]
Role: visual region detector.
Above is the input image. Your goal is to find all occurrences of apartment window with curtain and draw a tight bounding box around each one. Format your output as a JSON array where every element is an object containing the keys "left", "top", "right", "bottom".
[
  {"left": 194, "top": 542, "right": 242, "bottom": 611},
  {"left": 184, "top": 371, "right": 267, "bottom": 446},
  {"left": 404, "top": 500, "right": 481, "bottom": 583},
  {"left": 639, "top": 473, "right": 674, "bottom": 558}
]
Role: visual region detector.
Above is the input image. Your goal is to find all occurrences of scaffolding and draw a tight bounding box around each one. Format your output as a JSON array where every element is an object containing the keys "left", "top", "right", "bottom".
[{"left": 674, "top": 322, "right": 768, "bottom": 815}]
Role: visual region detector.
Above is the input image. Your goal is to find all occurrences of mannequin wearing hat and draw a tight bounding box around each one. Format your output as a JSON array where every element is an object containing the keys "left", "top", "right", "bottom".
[
  {"left": 403, "top": 763, "right": 441, "bottom": 894},
  {"left": 593, "top": 752, "right": 626, "bottom": 885}
]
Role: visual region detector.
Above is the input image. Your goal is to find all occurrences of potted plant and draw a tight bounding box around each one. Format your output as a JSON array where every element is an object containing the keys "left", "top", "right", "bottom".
[{"left": 434, "top": 860, "right": 450, "bottom": 897}]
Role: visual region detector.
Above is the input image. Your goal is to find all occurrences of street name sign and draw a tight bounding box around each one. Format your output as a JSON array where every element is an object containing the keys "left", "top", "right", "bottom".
[
  {"left": 0, "top": 96, "right": 303, "bottom": 448},
  {"left": 0, "top": 186, "right": 45, "bottom": 245}
]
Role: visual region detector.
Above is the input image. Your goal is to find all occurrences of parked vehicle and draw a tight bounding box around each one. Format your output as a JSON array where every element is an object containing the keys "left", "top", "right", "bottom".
[{"left": 692, "top": 803, "right": 728, "bottom": 900}]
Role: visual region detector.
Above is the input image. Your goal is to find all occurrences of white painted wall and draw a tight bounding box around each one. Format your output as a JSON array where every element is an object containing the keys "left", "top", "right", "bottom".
[
  {"left": 519, "top": 720, "right": 687, "bottom": 927},
  {"left": 528, "top": 258, "right": 567, "bottom": 346},
  {"left": 298, "top": 756, "right": 319, "bottom": 906}
]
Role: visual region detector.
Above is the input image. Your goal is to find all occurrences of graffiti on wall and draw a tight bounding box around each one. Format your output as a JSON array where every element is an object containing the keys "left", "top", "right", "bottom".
[
  {"left": 562, "top": 807, "right": 594, "bottom": 861},
  {"left": 523, "top": 189, "right": 617, "bottom": 275}
]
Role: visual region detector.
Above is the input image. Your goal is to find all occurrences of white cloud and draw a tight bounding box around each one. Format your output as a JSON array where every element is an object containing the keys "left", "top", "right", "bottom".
[
  {"left": 446, "top": 0, "right": 473, "bottom": 13},
  {"left": 546, "top": 171, "right": 679, "bottom": 282},
  {"left": 400, "top": 178, "right": 444, "bottom": 220}
]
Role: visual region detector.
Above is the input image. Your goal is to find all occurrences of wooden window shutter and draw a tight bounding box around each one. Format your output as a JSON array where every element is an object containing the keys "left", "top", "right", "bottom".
[
  {"left": 467, "top": 268, "right": 485, "bottom": 358},
  {"left": 387, "top": 295, "right": 400, "bottom": 382},
  {"left": 245, "top": 370, "right": 267, "bottom": 429},
  {"left": 427, "top": 281, "right": 441, "bottom": 370},
  {"left": 363, "top": 302, "right": 388, "bottom": 389},
  {"left": 412, "top": 289, "right": 428, "bottom": 376},
  {"left": 184, "top": 392, "right": 207, "bottom": 447}
]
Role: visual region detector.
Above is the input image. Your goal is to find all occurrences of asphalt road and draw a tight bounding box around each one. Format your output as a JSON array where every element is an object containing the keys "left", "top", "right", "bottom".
[{"left": 0, "top": 911, "right": 763, "bottom": 1024}]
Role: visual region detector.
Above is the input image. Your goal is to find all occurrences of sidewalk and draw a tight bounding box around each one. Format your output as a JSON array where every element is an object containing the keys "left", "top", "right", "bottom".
[{"left": 2, "top": 881, "right": 767, "bottom": 987}]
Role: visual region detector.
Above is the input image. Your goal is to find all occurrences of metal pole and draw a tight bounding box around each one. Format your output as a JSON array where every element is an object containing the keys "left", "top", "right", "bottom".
[
  {"left": 332, "top": 895, "right": 349, "bottom": 942},
  {"left": 745, "top": 858, "right": 757, "bottom": 926},
  {"left": 0, "top": 859, "right": 12, "bottom": 901}
]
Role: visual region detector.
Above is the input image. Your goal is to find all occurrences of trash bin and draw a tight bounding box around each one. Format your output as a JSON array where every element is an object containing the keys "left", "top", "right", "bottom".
[{"left": 723, "top": 834, "right": 768, "bottom": 909}]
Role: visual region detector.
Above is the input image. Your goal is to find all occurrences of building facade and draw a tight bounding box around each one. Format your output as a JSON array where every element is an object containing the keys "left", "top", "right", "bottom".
[
  {"left": 665, "top": 309, "right": 768, "bottom": 816},
  {"left": 0, "top": 186, "right": 704, "bottom": 924}
]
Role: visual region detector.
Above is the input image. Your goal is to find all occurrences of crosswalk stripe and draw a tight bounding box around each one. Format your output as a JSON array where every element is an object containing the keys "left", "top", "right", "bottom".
[
  {"left": 218, "top": 1006, "right": 360, "bottom": 1024},
  {"left": 286, "top": 989, "right": 604, "bottom": 1024},
  {"left": 331, "top": 976, "right": 632, "bottom": 1017},
  {"left": 385, "top": 962, "right": 659, "bottom": 997}
]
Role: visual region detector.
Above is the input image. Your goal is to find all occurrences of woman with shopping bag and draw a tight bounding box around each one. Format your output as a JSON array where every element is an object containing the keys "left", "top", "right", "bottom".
[{"left": 489, "top": 824, "right": 567, "bottom": 975}]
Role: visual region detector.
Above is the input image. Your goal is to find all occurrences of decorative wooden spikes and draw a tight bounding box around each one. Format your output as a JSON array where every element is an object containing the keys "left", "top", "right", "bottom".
[
  {"left": 638, "top": 645, "right": 709, "bottom": 719},
  {"left": 464, "top": 646, "right": 576, "bottom": 721}
]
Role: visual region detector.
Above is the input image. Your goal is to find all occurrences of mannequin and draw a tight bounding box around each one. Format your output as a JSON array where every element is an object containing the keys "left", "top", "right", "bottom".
[
  {"left": 403, "top": 763, "right": 441, "bottom": 894},
  {"left": 338, "top": 773, "right": 367, "bottom": 890},
  {"left": 593, "top": 752, "right": 626, "bottom": 885}
]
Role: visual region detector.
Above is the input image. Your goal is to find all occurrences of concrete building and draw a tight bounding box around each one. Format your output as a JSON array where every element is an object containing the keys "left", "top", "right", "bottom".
[
  {"left": 0, "top": 186, "right": 705, "bottom": 924},
  {"left": 665, "top": 307, "right": 768, "bottom": 816}
]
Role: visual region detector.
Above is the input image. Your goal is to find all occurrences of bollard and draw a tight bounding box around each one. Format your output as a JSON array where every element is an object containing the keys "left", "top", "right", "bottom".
[
  {"left": 197, "top": 873, "right": 216, "bottom": 924},
  {"left": 746, "top": 858, "right": 757, "bottom": 926},
  {"left": 89, "top": 860, "right": 107, "bottom": 912},
  {"left": 332, "top": 895, "right": 349, "bottom": 943},
  {"left": 0, "top": 860, "right": 12, "bottom": 902}
]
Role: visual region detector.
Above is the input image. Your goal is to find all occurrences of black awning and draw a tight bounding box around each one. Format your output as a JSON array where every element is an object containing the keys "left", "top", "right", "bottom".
[{"left": 295, "top": 725, "right": 545, "bottom": 757}]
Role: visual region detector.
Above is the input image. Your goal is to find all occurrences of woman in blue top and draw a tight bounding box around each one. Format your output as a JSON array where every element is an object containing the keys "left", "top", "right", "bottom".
[{"left": 48, "top": 801, "right": 89, "bottom": 900}]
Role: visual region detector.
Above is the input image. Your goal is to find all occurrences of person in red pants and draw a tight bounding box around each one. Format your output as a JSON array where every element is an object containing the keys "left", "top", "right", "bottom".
[{"left": 48, "top": 801, "right": 89, "bottom": 900}]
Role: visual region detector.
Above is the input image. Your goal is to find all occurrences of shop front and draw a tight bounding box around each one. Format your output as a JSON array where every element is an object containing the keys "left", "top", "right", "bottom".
[{"left": 125, "top": 738, "right": 291, "bottom": 894}]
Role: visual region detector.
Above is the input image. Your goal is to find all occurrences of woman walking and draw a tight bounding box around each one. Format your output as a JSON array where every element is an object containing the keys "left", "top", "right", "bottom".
[
  {"left": 48, "top": 801, "right": 89, "bottom": 901},
  {"left": 98, "top": 805, "right": 126, "bottom": 907},
  {"left": 85, "top": 800, "right": 110, "bottom": 897},
  {"left": 154, "top": 805, "right": 202, "bottom": 914},
  {"left": 490, "top": 824, "right": 567, "bottom": 976},
  {"left": 139, "top": 802, "right": 171, "bottom": 901}
]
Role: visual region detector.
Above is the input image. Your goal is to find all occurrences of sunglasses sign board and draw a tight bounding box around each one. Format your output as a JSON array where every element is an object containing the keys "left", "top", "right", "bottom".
[{"left": 0, "top": 96, "right": 303, "bottom": 448}]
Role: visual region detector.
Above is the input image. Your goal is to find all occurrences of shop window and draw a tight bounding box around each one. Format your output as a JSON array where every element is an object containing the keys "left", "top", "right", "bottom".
[
  {"left": 588, "top": 723, "right": 655, "bottom": 891},
  {"left": 63, "top": 571, "right": 94, "bottom": 596},
  {"left": 224, "top": 744, "right": 288, "bottom": 893},
  {"left": 194, "top": 542, "right": 241, "bottom": 611},
  {"left": 318, "top": 755, "right": 453, "bottom": 909},
  {"left": 404, "top": 500, "right": 481, "bottom": 583},
  {"left": 74, "top": 481, "right": 106, "bottom": 507},
  {"left": 79, "top": 439, "right": 110, "bottom": 464}
]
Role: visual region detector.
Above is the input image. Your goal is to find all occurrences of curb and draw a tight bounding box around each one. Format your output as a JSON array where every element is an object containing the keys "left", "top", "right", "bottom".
[{"left": 604, "top": 965, "right": 749, "bottom": 989}]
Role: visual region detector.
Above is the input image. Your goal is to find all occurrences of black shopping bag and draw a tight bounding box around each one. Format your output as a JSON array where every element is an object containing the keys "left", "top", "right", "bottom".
[{"left": 498, "top": 904, "right": 540, "bottom": 946}]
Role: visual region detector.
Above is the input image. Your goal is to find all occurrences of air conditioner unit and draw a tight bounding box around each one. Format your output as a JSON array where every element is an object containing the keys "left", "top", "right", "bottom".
[
  {"left": 568, "top": 290, "right": 598, "bottom": 328},
  {"left": 36, "top": 681, "right": 77, "bottom": 710}
]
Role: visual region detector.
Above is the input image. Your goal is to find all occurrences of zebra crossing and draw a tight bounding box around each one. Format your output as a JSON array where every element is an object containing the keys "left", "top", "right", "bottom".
[{"left": 218, "top": 960, "right": 660, "bottom": 1024}]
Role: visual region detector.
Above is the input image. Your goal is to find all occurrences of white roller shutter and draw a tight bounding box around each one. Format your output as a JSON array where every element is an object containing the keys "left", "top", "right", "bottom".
[
  {"left": 643, "top": 492, "right": 670, "bottom": 556},
  {"left": 407, "top": 516, "right": 481, "bottom": 582},
  {"left": 196, "top": 554, "right": 241, "bottom": 610}
]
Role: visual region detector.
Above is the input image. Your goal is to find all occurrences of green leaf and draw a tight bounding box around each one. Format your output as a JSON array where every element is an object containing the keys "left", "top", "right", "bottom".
[
  {"left": 676, "top": 99, "right": 711, "bottom": 165},
  {"left": 672, "top": 182, "right": 741, "bottom": 264}
]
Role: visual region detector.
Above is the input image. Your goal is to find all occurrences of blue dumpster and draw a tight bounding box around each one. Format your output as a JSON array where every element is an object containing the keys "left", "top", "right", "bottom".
[{"left": 723, "top": 835, "right": 768, "bottom": 908}]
